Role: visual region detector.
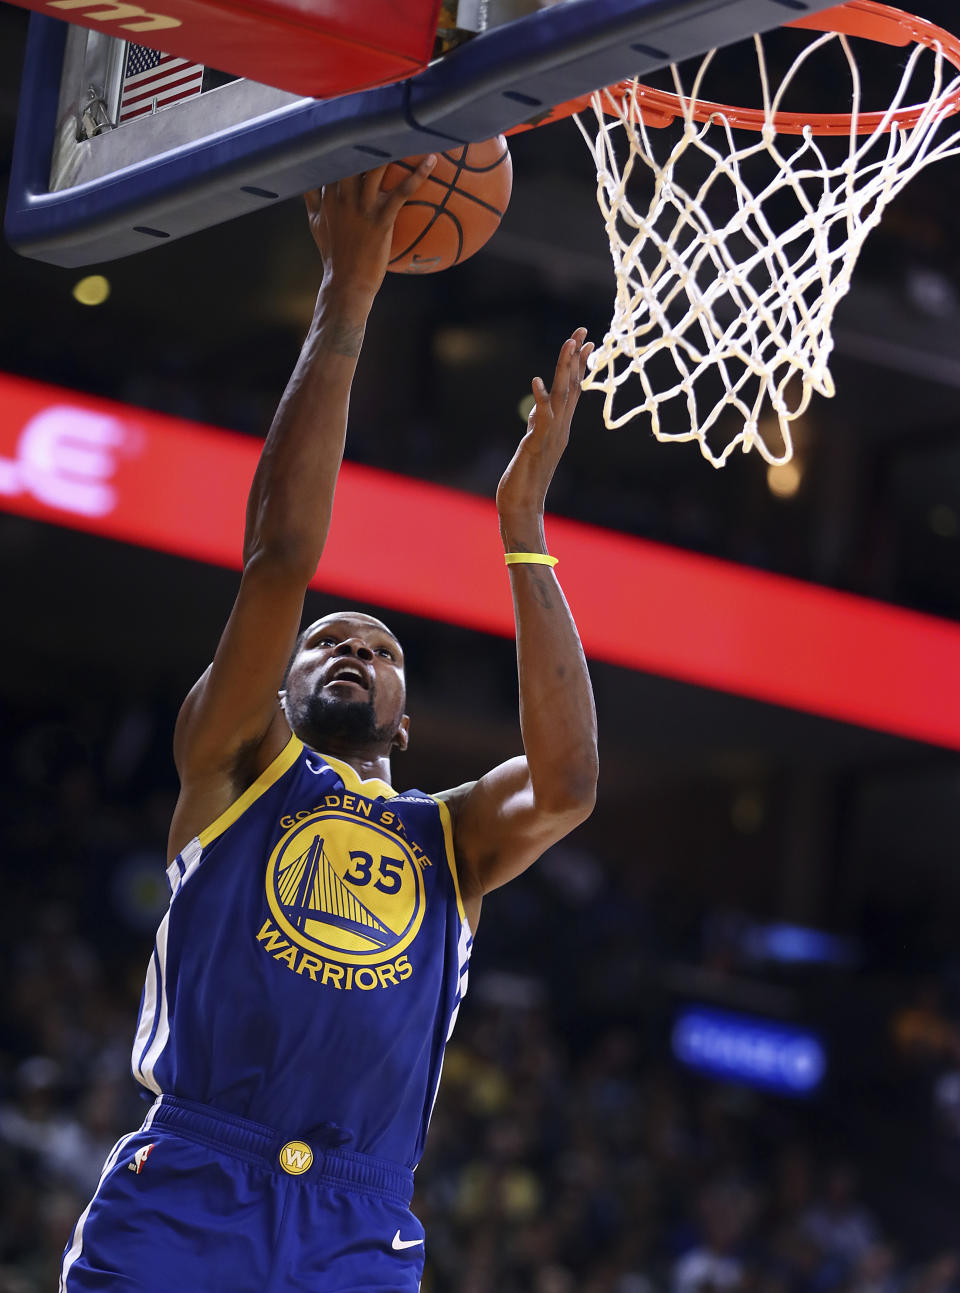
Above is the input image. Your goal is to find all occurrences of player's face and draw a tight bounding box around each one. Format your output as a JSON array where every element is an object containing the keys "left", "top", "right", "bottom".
[{"left": 284, "top": 613, "right": 408, "bottom": 754}]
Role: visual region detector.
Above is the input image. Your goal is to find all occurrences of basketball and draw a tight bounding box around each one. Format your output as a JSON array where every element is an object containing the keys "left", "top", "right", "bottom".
[{"left": 383, "top": 137, "right": 513, "bottom": 274}]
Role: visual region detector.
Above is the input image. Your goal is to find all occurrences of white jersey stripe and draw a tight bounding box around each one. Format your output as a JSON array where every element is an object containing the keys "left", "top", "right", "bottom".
[
  {"left": 179, "top": 836, "right": 203, "bottom": 890},
  {"left": 131, "top": 945, "right": 160, "bottom": 1083},
  {"left": 132, "top": 837, "right": 202, "bottom": 1091},
  {"left": 431, "top": 916, "right": 473, "bottom": 1121},
  {"left": 165, "top": 856, "right": 181, "bottom": 894},
  {"left": 60, "top": 1099, "right": 160, "bottom": 1291},
  {"left": 137, "top": 909, "right": 172, "bottom": 1094}
]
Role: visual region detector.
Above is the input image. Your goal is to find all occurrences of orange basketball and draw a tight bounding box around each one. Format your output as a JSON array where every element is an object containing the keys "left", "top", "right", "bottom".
[{"left": 383, "top": 137, "right": 513, "bottom": 274}]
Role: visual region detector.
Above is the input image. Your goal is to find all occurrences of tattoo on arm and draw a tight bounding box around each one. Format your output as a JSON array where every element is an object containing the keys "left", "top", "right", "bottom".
[
  {"left": 325, "top": 321, "right": 366, "bottom": 358},
  {"left": 531, "top": 575, "right": 554, "bottom": 610}
]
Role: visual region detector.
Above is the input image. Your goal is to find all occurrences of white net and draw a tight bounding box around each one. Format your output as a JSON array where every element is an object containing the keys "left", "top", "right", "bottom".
[{"left": 575, "top": 24, "right": 960, "bottom": 466}]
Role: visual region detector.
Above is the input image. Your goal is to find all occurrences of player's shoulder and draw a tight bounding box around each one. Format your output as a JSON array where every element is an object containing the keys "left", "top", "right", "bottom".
[
  {"left": 168, "top": 722, "right": 303, "bottom": 864},
  {"left": 430, "top": 781, "right": 477, "bottom": 829}
]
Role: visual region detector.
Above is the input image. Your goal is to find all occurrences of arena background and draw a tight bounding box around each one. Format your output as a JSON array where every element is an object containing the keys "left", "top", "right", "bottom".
[{"left": 3, "top": 4, "right": 960, "bottom": 1288}]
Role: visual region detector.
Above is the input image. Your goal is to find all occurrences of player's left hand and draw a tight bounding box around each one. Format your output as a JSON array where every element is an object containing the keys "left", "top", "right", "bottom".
[
  {"left": 496, "top": 328, "right": 593, "bottom": 520},
  {"left": 304, "top": 158, "right": 436, "bottom": 302}
]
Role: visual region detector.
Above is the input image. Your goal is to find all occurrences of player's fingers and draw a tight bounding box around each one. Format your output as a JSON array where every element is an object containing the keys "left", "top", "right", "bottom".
[
  {"left": 578, "top": 341, "right": 594, "bottom": 384},
  {"left": 525, "top": 377, "right": 549, "bottom": 434},
  {"left": 564, "top": 330, "right": 588, "bottom": 393},
  {"left": 551, "top": 337, "right": 576, "bottom": 385},
  {"left": 549, "top": 338, "right": 577, "bottom": 410},
  {"left": 572, "top": 329, "right": 588, "bottom": 375},
  {"left": 398, "top": 154, "right": 438, "bottom": 198},
  {"left": 337, "top": 173, "right": 364, "bottom": 204},
  {"left": 359, "top": 164, "right": 389, "bottom": 207},
  {"left": 385, "top": 155, "right": 437, "bottom": 214}
]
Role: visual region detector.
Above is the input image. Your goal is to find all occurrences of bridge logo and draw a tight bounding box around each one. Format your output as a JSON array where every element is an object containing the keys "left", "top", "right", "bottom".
[{"left": 265, "top": 811, "right": 425, "bottom": 966}]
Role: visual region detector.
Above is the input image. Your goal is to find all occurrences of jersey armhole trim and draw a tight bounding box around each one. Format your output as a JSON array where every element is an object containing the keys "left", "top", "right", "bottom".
[
  {"left": 433, "top": 795, "right": 466, "bottom": 926},
  {"left": 197, "top": 734, "right": 303, "bottom": 848}
]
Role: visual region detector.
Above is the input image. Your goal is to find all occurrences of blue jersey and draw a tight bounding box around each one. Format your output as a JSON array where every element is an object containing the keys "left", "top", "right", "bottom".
[{"left": 130, "top": 735, "right": 473, "bottom": 1169}]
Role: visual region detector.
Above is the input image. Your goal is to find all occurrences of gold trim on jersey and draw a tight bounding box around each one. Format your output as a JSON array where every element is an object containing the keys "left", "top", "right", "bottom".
[
  {"left": 319, "top": 751, "right": 397, "bottom": 800},
  {"left": 197, "top": 734, "right": 304, "bottom": 849},
  {"left": 433, "top": 796, "right": 466, "bottom": 926}
]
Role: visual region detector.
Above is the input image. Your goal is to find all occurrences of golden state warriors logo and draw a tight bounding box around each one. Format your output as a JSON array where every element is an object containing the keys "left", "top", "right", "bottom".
[{"left": 266, "top": 812, "right": 425, "bottom": 967}]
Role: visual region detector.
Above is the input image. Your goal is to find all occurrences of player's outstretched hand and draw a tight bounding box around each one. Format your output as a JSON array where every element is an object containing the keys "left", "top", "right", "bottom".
[
  {"left": 496, "top": 328, "right": 594, "bottom": 520},
  {"left": 304, "top": 158, "right": 436, "bottom": 301}
]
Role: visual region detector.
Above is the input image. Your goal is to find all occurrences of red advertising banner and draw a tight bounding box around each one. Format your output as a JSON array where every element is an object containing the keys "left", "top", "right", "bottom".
[
  {"left": 1, "top": 371, "right": 959, "bottom": 748},
  {"left": 16, "top": 0, "right": 440, "bottom": 98}
]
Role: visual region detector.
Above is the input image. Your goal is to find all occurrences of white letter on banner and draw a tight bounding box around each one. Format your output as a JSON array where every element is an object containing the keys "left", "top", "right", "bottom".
[
  {"left": 16, "top": 407, "right": 130, "bottom": 517},
  {"left": 0, "top": 455, "right": 19, "bottom": 496}
]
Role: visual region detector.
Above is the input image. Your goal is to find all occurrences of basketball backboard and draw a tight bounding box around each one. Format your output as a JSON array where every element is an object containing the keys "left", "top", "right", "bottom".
[{"left": 6, "top": 0, "right": 842, "bottom": 267}]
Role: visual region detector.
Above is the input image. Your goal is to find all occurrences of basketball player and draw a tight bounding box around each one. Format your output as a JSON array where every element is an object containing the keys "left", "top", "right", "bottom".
[{"left": 59, "top": 159, "right": 598, "bottom": 1291}]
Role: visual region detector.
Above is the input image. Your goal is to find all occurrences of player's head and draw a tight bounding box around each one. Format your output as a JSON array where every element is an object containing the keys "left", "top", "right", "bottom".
[{"left": 280, "top": 611, "right": 409, "bottom": 757}]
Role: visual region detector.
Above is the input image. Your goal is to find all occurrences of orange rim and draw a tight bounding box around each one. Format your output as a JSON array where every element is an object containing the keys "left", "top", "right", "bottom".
[{"left": 505, "top": 1, "right": 960, "bottom": 138}]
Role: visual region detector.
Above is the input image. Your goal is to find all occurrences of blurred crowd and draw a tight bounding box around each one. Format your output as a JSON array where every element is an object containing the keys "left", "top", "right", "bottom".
[
  {"left": 418, "top": 1016, "right": 960, "bottom": 1293},
  {"left": 2, "top": 686, "right": 960, "bottom": 1293}
]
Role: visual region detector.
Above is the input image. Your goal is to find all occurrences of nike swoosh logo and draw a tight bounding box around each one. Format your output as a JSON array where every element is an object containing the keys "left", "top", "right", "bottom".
[{"left": 391, "top": 1230, "right": 424, "bottom": 1250}]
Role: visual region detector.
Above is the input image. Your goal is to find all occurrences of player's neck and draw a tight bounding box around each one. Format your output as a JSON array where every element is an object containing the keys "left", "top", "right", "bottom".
[{"left": 315, "top": 742, "right": 394, "bottom": 787}]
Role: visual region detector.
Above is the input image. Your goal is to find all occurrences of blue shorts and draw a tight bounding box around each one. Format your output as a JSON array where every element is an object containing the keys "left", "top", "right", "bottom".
[{"left": 60, "top": 1095, "right": 425, "bottom": 1293}]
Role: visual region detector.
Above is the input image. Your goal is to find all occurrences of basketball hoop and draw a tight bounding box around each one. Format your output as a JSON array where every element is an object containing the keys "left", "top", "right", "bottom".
[{"left": 538, "top": 2, "right": 960, "bottom": 466}]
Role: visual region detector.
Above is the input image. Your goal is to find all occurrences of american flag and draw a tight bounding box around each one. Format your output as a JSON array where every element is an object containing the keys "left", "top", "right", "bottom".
[{"left": 118, "top": 46, "right": 204, "bottom": 125}]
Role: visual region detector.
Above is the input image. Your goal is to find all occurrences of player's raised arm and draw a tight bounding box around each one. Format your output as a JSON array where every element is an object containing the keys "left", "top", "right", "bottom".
[
  {"left": 443, "top": 330, "right": 599, "bottom": 926},
  {"left": 168, "top": 160, "right": 435, "bottom": 859}
]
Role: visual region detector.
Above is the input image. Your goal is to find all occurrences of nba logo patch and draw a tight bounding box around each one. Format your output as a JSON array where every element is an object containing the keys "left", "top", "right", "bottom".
[{"left": 128, "top": 1144, "right": 155, "bottom": 1174}]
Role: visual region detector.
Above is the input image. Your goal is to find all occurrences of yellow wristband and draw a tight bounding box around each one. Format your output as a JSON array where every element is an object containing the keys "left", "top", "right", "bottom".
[{"left": 504, "top": 552, "right": 558, "bottom": 567}]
